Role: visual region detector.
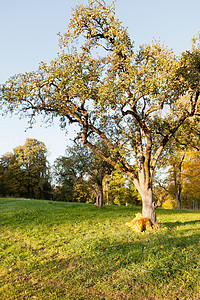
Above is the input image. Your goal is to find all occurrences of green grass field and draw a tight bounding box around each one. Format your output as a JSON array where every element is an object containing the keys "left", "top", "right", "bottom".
[{"left": 0, "top": 198, "right": 199, "bottom": 300}]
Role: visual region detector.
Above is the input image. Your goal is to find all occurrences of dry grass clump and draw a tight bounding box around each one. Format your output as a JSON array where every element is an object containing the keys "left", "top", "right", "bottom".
[{"left": 126, "top": 213, "right": 152, "bottom": 232}]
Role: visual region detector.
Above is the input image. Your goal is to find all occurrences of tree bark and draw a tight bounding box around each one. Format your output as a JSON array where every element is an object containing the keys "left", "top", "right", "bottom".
[
  {"left": 95, "top": 184, "right": 103, "bottom": 207},
  {"left": 140, "top": 184, "right": 157, "bottom": 225},
  {"left": 176, "top": 186, "right": 182, "bottom": 209}
]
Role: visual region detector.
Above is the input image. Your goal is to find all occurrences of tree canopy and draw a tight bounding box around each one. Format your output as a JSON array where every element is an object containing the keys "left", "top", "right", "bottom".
[
  {"left": 1, "top": 0, "right": 200, "bottom": 224},
  {"left": 0, "top": 138, "right": 52, "bottom": 199}
]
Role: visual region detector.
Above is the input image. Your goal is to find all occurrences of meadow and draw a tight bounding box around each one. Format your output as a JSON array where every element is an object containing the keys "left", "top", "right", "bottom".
[{"left": 0, "top": 198, "right": 199, "bottom": 300}]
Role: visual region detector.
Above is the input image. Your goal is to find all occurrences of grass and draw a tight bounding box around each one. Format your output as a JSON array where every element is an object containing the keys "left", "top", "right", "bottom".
[{"left": 0, "top": 198, "right": 199, "bottom": 300}]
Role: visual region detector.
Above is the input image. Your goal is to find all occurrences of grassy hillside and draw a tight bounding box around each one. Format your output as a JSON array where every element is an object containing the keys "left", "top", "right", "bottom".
[{"left": 0, "top": 198, "right": 199, "bottom": 300}]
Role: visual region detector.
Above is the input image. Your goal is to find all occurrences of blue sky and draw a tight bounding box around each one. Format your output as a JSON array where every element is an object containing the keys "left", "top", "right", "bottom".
[{"left": 0, "top": 0, "right": 200, "bottom": 163}]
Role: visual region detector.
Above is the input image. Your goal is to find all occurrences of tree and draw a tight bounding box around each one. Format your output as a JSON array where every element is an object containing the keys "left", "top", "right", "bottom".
[
  {"left": 167, "top": 150, "right": 186, "bottom": 209},
  {"left": 54, "top": 142, "right": 113, "bottom": 206},
  {"left": 156, "top": 118, "right": 200, "bottom": 209},
  {"left": 53, "top": 156, "right": 77, "bottom": 202},
  {"left": 159, "top": 148, "right": 200, "bottom": 210},
  {"left": 157, "top": 142, "right": 186, "bottom": 209},
  {"left": 165, "top": 121, "right": 200, "bottom": 209},
  {"left": 14, "top": 138, "right": 52, "bottom": 199},
  {"left": 0, "top": 152, "right": 24, "bottom": 197},
  {"left": 154, "top": 141, "right": 200, "bottom": 210},
  {"left": 1, "top": 0, "right": 200, "bottom": 224},
  {"left": 69, "top": 143, "right": 113, "bottom": 207},
  {"left": 0, "top": 139, "right": 52, "bottom": 199},
  {"left": 105, "top": 170, "right": 140, "bottom": 206},
  {"left": 182, "top": 149, "right": 200, "bottom": 209}
]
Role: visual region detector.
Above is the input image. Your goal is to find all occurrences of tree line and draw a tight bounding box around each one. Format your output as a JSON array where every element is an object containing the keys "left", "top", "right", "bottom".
[
  {"left": 0, "top": 0, "right": 200, "bottom": 223},
  {"left": 0, "top": 137, "right": 199, "bottom": 210},
  {"left": 0, "top": 138, "right": 141, "bottom": 206}
]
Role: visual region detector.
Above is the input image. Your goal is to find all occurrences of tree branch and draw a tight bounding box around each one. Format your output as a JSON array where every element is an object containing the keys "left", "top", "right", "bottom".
[{"left": 151, "top": 91, "right": 200, "bottom": 175}]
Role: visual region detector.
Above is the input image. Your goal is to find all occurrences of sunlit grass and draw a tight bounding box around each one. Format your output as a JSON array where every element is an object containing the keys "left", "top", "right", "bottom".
[{"left": 0, "top": 198, "right": 199, "bottom": 299}]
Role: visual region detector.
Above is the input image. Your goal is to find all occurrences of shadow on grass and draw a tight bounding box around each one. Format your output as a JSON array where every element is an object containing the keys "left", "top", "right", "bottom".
[
  {"left": 161, "top": 220, "right": 200, "bottom": 228},
  {"left": 24, "top": 231, "right": 199, "bottom": 299},
  {"left": 156, "top": 207, "right": 200, "bottom": 214},
  {"left": 1, "top": 199, "right": 199, "bottom": 299}
]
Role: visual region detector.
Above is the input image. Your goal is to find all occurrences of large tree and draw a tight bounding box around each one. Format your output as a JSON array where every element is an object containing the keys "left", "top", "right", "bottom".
[{"left": 1, "top": 0, "right": 200, "bottom": 224}]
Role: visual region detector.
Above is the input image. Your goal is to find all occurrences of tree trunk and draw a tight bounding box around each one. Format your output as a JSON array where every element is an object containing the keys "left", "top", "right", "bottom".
[
  {"left": 176, "top": 186, "right": 182, "bottom": 209},
  {"left": 193, "top": 196, "right": 198, "bottom": 210},
  {"left": 40, "top": 189, "right": 44, "bottom": 200},
  {"left": 140, "top": 185, "right": 157, "bottom": 225},
  {"left": 173, "top": 153, "right": 185, "bottom": 210},
  {"left": 95, "top": 184, "right": 103, "bottom": 207}
]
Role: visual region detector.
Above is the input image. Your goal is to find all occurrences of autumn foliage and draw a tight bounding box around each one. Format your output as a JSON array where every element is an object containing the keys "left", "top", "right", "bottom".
[{"left": 126, "top": 213, "right": 152, "bottom": 233}]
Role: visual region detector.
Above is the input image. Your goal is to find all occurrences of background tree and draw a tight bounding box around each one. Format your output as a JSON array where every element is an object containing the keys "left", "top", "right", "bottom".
[
  {"left": 155, "top": 117, "right": 200, "bottom": 209},
  {"left": 0, "top": 152, "right": 25, "bottom": 197},
  {"left": 14, "top": 138, "right": 52, "bottom": 199},
  {"left": 157, "top": 141, "right": 186, "bottom": 209},
  {"left": 53, "top": 155, "right": 94, "bottom": 203},
  {"left": 0, "top": 138, "right": 52, "bottom": 199},
  {"left": 53, "top": 142, "right": 113, "bottom": 206},
  {"left": 104, "top": 170, "right": 141, "bottom": 206},
  {"left": 53, "top": 156, "right": 77, "bottom": 202},
  {"left": 1, "top": 0, "right": 200, "bottom": 224},
  {"left": 182, "top": 149, "right": 200, "bottom": 209},
  {"left": 69, "top": 143, "right": 113, "bottom": 207},
  {"left": 167, "top": 150, "right": 186, "bottom": 209},
  {"left": 154, "top": 145, "right": 200, "bottom": 210}
]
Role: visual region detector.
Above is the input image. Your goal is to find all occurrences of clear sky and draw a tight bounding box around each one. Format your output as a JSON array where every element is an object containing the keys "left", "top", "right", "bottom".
[{"left": 0, "top": 0, "right": 200, "bottom": 164}]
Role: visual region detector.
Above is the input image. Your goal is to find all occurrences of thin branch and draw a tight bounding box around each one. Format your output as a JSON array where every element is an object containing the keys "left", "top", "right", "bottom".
[{"left": 151, "top": 91, "right": 199, "bottom": 175}]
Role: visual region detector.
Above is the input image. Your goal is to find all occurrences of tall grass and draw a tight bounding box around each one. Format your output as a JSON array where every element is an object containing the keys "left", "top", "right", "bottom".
[{"left": 0, "top": 198, "right": 199, "bottom": 299}]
